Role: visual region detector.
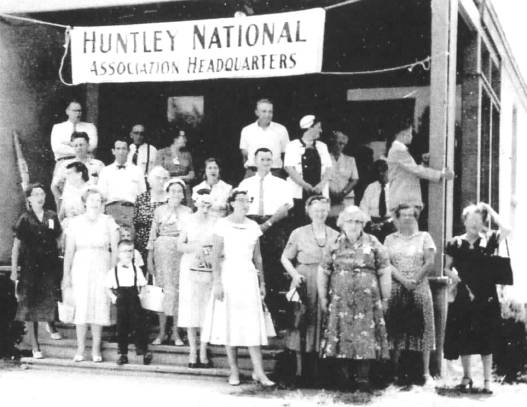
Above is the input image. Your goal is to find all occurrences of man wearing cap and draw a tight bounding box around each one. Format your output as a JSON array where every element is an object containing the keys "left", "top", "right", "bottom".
[
  {"left": 50, "top": 100, "right": 98, "bottom": 172},
  {"left": 127, "top": 123, "right": 157, "bottom": 181},
  {"left": 360, "top": 159, "right": 396, "bottom": 243},
  {"left": 284, "top": 115, "right": 333, "bottom": 224},
  {"left": 98, "top": 138, "right": 146, "bottom": 231},
  {"left": 238, "top": 147, "right": 293, "bottom": 324},
  {"left": 239, "top": 98, "right": 290, "bottom": 179}
]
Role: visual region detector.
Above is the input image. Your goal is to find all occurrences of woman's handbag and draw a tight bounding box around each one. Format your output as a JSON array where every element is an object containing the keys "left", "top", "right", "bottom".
[
  {"left": 139, "top": 277, "right": 165, "bottom": 313},
  {"left": 490, "top": 240, "right": 514, "bottom": 286},
  {"left": 58, "top": 287, "right": 75, "bottom": 324},
  {"left": 285, "top": 283, "right": 307, "bottom": 330}
]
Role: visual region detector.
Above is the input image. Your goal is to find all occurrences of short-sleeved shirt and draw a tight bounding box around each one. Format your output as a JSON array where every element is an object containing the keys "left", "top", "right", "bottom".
[
  {"left": 321, "top": 232, "right": 389, "bottom": 277},
  {"left": 50, "top": 121, "right": 98, "bottom": 161},
  {"left": 284, "top": 139, "right": 333, "bottom": 199},
  {"left": 384, "top": 231, "right": 436, "bottom": 279},
  {"left": 329, "top": 153, "right": 359, "bottom": 198},
  {"left": 106, "top": 262, "right": 147, "bottom": 289},
  {"left": 192, "top": 180, "right": 232, "bottom": 214},
  {"left": 239, "top": 121, "right": 289, "bottom": 168},
  {"left": 154, "top": 147, "right": 194, "bottom": 178},
  {"left": 237, "top": 173, "right": 293, "bottom": 216},
  {"left": 52, "top": 157, "right": 105, "bottom": 189},
  {"left": 97, "top": 162, "right": 147, "bottom": 204},
  {"left": 283, "top": 225, "right": 339, "bottom": 265},
  {"left": 360, "top": 181, "right": 390, "bottom": 218}
]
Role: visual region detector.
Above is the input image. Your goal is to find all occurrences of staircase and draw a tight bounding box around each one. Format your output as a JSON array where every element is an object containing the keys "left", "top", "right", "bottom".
[{"left": 19, "top": 323, "right": 283, "bottom": 379}]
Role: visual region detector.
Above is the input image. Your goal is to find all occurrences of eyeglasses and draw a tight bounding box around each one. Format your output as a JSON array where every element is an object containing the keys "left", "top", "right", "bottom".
[
  {"left": 343, "top": 219, "right": 364, "bottom": 225},
  {"left": 131, "top": 131, "right": 145, "bottom": 135},
  {"left": 234, "top": 197, "right": 254, "bottom": 204}
]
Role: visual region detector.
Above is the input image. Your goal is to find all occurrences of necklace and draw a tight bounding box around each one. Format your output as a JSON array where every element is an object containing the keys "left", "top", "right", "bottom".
[{"left": 311, "top": 224, "right": 327, "bottom": 248}]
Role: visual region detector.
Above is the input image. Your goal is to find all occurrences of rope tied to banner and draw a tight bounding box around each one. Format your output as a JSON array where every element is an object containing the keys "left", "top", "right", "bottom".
[{"left": 0, "top": 11, "right": 448, "bottom": 84}]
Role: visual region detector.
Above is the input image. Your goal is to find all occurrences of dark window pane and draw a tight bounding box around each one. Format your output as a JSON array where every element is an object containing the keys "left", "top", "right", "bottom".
[
  {"left": 491, "top": 105, "right": 500, "bottom": 210},
  {"left": 480, "top": 91, "right": 491, "bottom": 203}
]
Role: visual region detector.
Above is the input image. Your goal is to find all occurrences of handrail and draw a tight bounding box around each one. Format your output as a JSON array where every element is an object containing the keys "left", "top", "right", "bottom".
[{"left": 12, "top": 130, "right": 30, "bottom": 192}]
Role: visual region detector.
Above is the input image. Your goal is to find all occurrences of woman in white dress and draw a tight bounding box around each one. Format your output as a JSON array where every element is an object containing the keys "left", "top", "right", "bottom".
[
  {"left": 62, "top": 187, "right": 119, "bottom": 362},
  {"left": 202, "top": 189, "right": 275, "bottom": 386},
  {"left": 177, "top": 189, "right": 216, "bottom": 368}
]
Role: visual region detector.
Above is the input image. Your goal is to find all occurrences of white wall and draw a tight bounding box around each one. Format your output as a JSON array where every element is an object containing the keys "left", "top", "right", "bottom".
[{"left": 499, "top": 66, "right": 527, "bottom": 301}]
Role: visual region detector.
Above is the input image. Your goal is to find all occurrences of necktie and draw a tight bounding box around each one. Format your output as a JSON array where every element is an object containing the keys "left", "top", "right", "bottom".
[
  {"left": 379, "top": 183, "right": 387, "bottom": 218},
  {"left": 132, "top": 145, "right": 139, "bottom": 165},
  {"left": 258, "top": 177, "right": 265, "bottom": 216}
]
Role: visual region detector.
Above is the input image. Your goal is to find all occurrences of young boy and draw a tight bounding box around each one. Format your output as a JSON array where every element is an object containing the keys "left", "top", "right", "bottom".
[{"left": 106, "top": 239, "right": 152, "bottom": 365}]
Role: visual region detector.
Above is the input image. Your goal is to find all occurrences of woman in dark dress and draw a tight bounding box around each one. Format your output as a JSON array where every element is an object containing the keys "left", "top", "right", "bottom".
[
  {"left": 133, "top": 166, "right": 169, "bottom": 264},
  {"left": 10, "top": 183, "right": 62, "bottom": 358},
  {"left": 444, "top": 202, "right": 510, "bottom": 394}
]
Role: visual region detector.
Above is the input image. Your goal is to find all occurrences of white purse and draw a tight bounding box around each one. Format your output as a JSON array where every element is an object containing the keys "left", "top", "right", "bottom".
[{"left": 140, "top": 277, "right": 165, "bottom": 313}]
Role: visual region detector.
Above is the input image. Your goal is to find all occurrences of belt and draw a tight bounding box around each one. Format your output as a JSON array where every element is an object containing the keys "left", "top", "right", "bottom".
[
  {"left": 106, "top": 201, "right": 135, "bottom": 207},
  {"left": 56, "top": 155, "right": 75, "bottom": 162}
]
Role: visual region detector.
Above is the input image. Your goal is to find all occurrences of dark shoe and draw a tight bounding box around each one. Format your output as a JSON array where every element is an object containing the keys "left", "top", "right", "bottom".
[
  {"left": 356, "top": 379, "right": 373, "bottom": 394},
  {"left": 481, "top": 380, "right": 493, "bottom": 395},
  {"left": 143, "top": 352, "right": 153, "bottom": 365},
  {"left": 117, "top": 355, "right": 128, "bottom": 365},
  {"left": 199, "top": 360, "right": 213, "bottom": 369},
  {"left": 188, "top": 362, "right": 199, "bottom": 368},
  {"left": 455, "top": 376, "right": 473, "bottom": 392}
]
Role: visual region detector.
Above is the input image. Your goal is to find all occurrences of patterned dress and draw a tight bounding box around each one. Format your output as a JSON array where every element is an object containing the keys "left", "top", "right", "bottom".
[
  {"left": 320, "top": 233, "right": 390, "bottom": 360},
  {"left": 133, "top": 191, "right": 166, "bottom": 262},
  {"left": 443, "top": 231, "right": 501, "bottom": 359},
  {"left": 14, "top": 210, "right": 62, "bottom": 322},
  {"left": 148, "top": 204, "right": 192, "bottom": 316},
  {"left": 282, "top": 225, "right": 339, "bottom": 353},
  {"left": 384, "top": 231, "right": 436, "bottom": 352}
]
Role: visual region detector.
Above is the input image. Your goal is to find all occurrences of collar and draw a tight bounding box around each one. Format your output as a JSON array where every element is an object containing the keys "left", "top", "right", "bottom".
[
  {"left": 391, "top": 140, "right": 408, "bottom": 151},
  {"left": 114, "top": 162, "right": 127, "bottom": 169},
  {"left": 299, "top": 137, "right": 316, "bottom": 148},
  {"left": 255, "top": 120, "right": 272, "bottom": 130},
  {"left": 256, "top": 171, "right": 271, "bottom": 180},
  {"left": 117, "top": 263, "right": 133, "bottom": 269},
  {"left": 393, "top": 230, "right": 420, "bottom": 239}
]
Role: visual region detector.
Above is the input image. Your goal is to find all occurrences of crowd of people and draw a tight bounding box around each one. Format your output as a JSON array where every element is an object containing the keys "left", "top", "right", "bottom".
[{"left": 10, "top": 97, "right": 514, "bottom": 393}]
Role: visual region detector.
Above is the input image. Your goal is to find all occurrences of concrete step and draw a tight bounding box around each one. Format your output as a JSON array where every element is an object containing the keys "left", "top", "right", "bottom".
[
  {"left": 19, "top": 356, "right": 233, "bottom": 380},
  {"left": 25, "top": 338, "right": 279, "bottom": 373}
]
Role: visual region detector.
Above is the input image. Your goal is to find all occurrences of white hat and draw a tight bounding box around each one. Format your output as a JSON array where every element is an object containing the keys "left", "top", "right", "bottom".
[{"left": 299, "top": 114, "right": 316, "bottom": 130}]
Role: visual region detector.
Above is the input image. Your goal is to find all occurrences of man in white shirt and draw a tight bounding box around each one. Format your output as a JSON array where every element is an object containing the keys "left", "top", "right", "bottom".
[
  {"left": 50, "top": 100, "right": 98, "bottom": 168},
  {"left": 127, "top": 123, "right": 157, "bottom": 181},
  {"left": 98, "top": 138, "right": 146, "bottom": 230},
  {"left": 360, "top": 159, "right": 396, "bottom": 242},
  {"left": 239, "top": 98, "right": 289, "bottom": 179},
  {"left": 238, "top": 148, "right": 293, "bottom": 323},
  {"left": 51, "top": 132, "right": 105, "bottom": 209},
  {"left": 328, "top": 130, "right": 360, "bottom": 221}
]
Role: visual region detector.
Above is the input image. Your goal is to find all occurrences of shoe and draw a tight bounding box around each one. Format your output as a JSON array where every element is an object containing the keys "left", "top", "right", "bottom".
[
  {"left": 355, "top": 378, "right": 372, "bottom": 394},
  {"left": 455, "top": 376, "right": 473, "bottom": 392},
  {"left": 143, "top": 352, "right": 153, "bottom": 365},
  {"left": 199, "top": 359, "right": 213, "bottom": 369},
  {"left": 117, "top": 355, "right": 128, "bottom": 365},
  {"left": 252, "top": 372, "right": 275, "bottom": 387},
  {"left": 32, "top": 350, "right": 43, "bottom": 359},
  {"left": 92, "top": 355, "right": 103, "bottom": 363},
  {"left": 73, "top": 354, "right": 85, "bottom": 362},
  {"left": 228, "top": 374, "right": 240, "bottom": 386},
  {"left": 174, "top": 338, "right": 185, "bottom": 347},
  {"left": 482, "top": 380, "right": 493, "bottom": 395},
  {"left": 151, "top": 337, "right": 162, "bottom": 345}
]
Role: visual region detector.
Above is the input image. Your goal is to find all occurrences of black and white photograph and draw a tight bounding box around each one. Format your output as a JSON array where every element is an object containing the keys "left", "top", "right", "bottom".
[{"left": 1, "top": 1, "right": 527, "bottom": 406}]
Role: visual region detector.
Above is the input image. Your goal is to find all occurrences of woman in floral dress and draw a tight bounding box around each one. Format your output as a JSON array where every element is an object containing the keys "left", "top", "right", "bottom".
[
  {"left": 384, "top": 203, "right": 436, "bottom": 385},
  {"left": 133, "top": 166, "right": 168, "bottom": 263},
  {"left": 318, "top": 206, "right": 391, "bottom": 391},
  {"left": 147, "top": 178, "right": 191, "bottom": 345}
]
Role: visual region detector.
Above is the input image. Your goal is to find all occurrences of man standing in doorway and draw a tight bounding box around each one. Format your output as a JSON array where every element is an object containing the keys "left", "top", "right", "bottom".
[
  {"left": 328, "top": 130, "right": 360, "bottom": 226},
  {"left": 98, "top": 138, "right": 146, "bottom": 231},
  {"left": 50, "top": 100, "right": 98, "bottom": 172},
  {"left": 239, "top": 98, "right": 290, "bottom": 179},
  {"left": 238, "top": 148, "right": 293, "bottom": 326},
  {"left": 127, "top": 123, "right": 157, "bottom": 182},
  {"left": 387, "top": 122, "right": 454, "bottom": 212}
]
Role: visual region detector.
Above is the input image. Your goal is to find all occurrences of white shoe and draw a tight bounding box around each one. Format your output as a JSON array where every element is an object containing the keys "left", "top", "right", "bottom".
[
  {"left": 32, "top": 350, "right": 43, "bottom": 359},
  {"left": 73, "top": 354, "right": 85, "bottom": 362}
]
